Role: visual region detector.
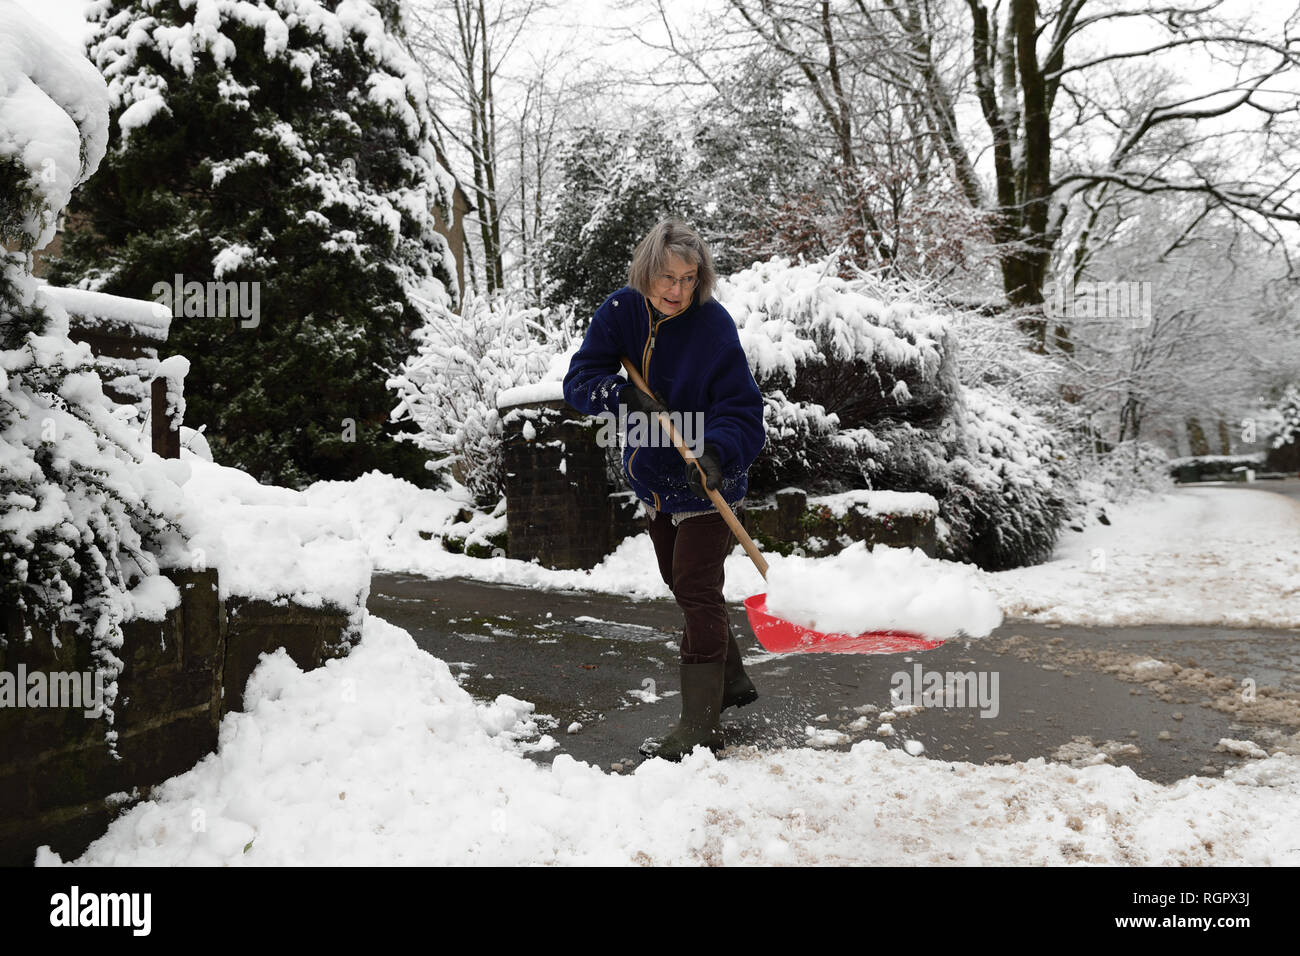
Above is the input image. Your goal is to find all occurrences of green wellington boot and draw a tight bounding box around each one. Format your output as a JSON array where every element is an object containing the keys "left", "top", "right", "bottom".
[
  {"left": 722, "top": 626, "right": 758, "bottom": 711},
  {"left": 640, "top": 661, "right": 726, "bottom": 761}
]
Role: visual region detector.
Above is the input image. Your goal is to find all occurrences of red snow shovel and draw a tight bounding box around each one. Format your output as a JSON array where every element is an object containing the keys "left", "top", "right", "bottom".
[{"left": 619, "top": 358, "right": 943, "bottom": 655}]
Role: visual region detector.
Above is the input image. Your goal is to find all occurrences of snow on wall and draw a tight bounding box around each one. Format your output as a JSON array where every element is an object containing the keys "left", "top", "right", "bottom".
[
  {"left": 30, "top": 284, "right": 185, "bottom": 430},
  {"left": 35, "top": 283, "right": 173, "bottom": 341},
  {"left": 807, "top": 488, "right": 940, "bottom": 518},
  {"left": 497, "top": 380, "right": 566, "bottom": 409},
  {"left": 1166, "top": 453, "right": 1266, "bottom": 468}
]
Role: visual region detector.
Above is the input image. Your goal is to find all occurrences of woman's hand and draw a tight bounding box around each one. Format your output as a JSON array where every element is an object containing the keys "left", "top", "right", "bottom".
[
  {"left": 685, "top": 443, "right": 723, "bottom": 498},
  {"left": 620, "top": 383, "right": 668, "bottom": 417}
]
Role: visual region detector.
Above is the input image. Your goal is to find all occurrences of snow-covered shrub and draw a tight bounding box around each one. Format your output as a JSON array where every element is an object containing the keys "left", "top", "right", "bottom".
[
  {"left": 942, "top": 386, "right": 1071, "bottom": 569},
  {"left": 1, "top": 8, "right": 186, "bottom": 747},
  {"left": 1267, "top": 384, "right": 1300, "bottom": 451},
  {"left": 387, "top": 292, "right": 576, "bottom": 505},
  {"left": 719, "top": 256, "right": 1072, "bottom": 570},
  {"left": 721, "top": 257, "right": 955, "bottom": 491},
  {"left": 0, "top": 288, "right": 185, "bottom": 647}
]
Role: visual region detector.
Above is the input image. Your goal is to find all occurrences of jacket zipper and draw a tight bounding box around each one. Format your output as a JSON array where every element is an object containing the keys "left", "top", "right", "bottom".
[
  {"left": 627, "top": 449, "right": 661, "bottom": 509},
  {"left": 640, "top": 297, "right": 683, "bottom": 381}
]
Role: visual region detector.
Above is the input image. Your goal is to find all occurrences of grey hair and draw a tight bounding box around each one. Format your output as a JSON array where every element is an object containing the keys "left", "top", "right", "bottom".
[{"left": 628, "top": 218, "right": 716, "bottom": 305}]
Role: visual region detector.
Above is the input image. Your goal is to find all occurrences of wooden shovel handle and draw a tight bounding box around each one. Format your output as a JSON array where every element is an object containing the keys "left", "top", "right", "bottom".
[{"left": 619, "top": 357, "right": 769, "bottom": 580}]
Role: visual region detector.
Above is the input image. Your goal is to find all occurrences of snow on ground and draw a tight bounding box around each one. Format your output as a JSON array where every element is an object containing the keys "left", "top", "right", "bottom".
[
  {"left": 37, "top": 471, "right": 1299, "bottom": 865},
  {"left": 977, "top": 485, "right": 1300, "bottom": 628},
  {"left": 36, "top": 614, "right": 1300, "bottom": 866},
  {"left": 294, "top": 471, "right": 1300, "bottom": 629}
]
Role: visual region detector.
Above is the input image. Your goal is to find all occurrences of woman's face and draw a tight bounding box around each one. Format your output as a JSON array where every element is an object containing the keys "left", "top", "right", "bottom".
[{"left": 647, "top": 251, "right": 698, "bottom": 316}]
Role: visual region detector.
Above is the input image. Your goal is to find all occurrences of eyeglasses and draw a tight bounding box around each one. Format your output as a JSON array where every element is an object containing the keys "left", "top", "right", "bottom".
[{"left": 655, "top": 273, "right": 697, "bottom": 290}]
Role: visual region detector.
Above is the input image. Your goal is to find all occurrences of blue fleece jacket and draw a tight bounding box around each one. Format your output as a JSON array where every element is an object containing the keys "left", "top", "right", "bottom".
[{"left": 562, "top": 286, "right": 766, "bottom": 513}]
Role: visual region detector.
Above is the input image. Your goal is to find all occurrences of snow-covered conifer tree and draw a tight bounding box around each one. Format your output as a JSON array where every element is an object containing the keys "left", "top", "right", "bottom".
[{"left": 52, "top": 0, "right": 459, "bottom": 486}]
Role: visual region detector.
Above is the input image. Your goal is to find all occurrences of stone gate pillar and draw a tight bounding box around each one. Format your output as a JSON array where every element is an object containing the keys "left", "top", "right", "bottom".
[{"left": 499, "top": 396, "right": 615, "bottom": 569}]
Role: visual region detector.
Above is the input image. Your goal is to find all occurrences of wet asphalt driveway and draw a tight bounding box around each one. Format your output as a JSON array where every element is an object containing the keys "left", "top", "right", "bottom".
[{"left": 367, "top": 573, "right": 1300, "bottom": 784}]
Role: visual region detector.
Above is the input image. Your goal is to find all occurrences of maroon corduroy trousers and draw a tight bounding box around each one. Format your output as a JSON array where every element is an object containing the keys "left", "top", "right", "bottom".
[{"left": 646, "top": 508, "right": 736, "bottom": 664}]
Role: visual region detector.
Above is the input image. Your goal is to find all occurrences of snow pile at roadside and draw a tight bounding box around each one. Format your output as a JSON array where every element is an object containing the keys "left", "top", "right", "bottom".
[
  {"left": 766, "top": 542, "right": 1002, "bottom": 638},
  {"left": 298, "top": 469, "right": 491, "bottom": 564},
  {"left": 294, "top": 469, "right": 680, "bottom": 595},
  {"left": 979, "top": 485, "right": 1300, "bottom": 627},
  {"left": 36, "top": 615, "right": 1300, "bottom": 866}
]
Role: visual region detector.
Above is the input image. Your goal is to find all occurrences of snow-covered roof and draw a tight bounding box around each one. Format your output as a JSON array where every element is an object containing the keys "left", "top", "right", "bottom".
[{"left": 36, "top": 284, "right": 172, "bottom": 342}]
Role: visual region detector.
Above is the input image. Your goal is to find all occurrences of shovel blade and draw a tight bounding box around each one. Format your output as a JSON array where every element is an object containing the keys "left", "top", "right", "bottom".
[{"left": 743, "top": 594, "right": 945, "bottom": 655}]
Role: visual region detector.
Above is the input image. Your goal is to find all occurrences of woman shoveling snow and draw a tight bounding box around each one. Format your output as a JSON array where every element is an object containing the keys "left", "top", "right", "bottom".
[
  {"left": 563, "top": 218, "right": 766, "bottom": 761},
  {"left": 562, "top": 217, "right": 1002, "bottom": 761}
]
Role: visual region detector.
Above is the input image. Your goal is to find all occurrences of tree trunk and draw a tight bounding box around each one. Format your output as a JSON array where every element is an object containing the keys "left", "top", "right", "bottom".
[
  {"left": 1216, "top": 417, "right": 1232, "bottom": 455},
  {"left": 1185, "top": 417, "right": 1210, "bottom": 456}
]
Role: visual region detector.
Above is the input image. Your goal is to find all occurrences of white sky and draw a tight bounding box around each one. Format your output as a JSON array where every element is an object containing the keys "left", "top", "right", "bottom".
[
  {"left": 15, "top": 0, "right": 90, "bottom": 46},
  {"left": 19, "top": 0, "right": 1296, "bottom": 248},
  {"left": 27, "top": 0, "right": 1287, "bottom": 118}
]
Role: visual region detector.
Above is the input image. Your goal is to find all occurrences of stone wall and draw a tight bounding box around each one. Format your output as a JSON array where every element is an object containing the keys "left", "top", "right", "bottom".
[
  {"left": 222, "top": 598, "right": 355, "bottom": 714},
  {"left": 0, "top": 569, "right": 355, "bottom": 866},
  {"left": 739, "top": 489, "right": 938, "bottom": 557}
]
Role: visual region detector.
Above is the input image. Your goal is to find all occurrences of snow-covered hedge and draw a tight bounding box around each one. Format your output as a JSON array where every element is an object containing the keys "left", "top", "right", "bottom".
[
  {"left": 1165, "top": 452, "right": 1266, "bottom": 470},
  {"left": 387, "top": 292, "right": 577, "bottom": 505},
  {"left": 942, "top": 385, "right": 1071, "bottom": 568},
  {"left": 720, "top": 257, "right": 1072, "bottom": 570},
  {"left": 1266, "top": 384, "right": 1299, "bottom": 452},
  {"left": 721, "top": 257, "right": 954, "bottom": 491},
  {"left": 51, "top": 0, "right": 459, "bottom": 486},
  {"left": 0, "top": 7, "right": 187, "bottom": 746}
]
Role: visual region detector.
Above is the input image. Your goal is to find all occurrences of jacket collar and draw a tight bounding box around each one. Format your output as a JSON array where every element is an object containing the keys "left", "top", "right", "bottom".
[{"left": 644, "top": 289, "right": 697, "bottom": 323}]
